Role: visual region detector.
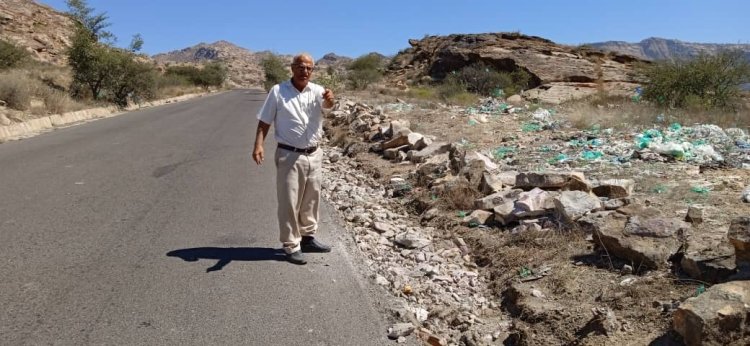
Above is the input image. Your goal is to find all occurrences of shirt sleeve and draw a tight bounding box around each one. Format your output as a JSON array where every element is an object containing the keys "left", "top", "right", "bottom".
[{"left": 257, "top": 85, "right": 278, "bottom": 124}]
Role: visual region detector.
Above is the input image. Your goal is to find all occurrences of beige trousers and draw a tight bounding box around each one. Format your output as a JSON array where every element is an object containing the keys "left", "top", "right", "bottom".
[{"left": 274, "top": 147, "right": 323, "bottom": 254}]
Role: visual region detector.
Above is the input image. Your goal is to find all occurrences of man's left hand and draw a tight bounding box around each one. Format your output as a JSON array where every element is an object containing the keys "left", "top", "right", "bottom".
[{"left": 322, "top": 89, "right": 334, "bottom": 108}]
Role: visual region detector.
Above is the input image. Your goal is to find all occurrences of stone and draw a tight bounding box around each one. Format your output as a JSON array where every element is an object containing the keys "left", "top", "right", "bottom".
[
  {"left": 673, "top": 281, "right": 750, "bottom": 346},
  {"left": 388, "top": 120, "right": 411, "bottom": 138},
  {"left": 742, "top": 187, "right": 750, "bottom": 203},
  {"left": 0, "top": 113, "right": 11, "bottom": 126},
  {"left": 685, "top": 205, "right": 704, "bottom": 224},
  {"left": 408, "top": 142, "right": 451, "bottom": 163},
  {"left": 589, "top": 307, "right": 620, "bottom": 336},
  {"left": 388, "top": 323, "right": 415, "bottom": 339},
  {"left": 728, "top": 217, "right": 750, "bottom": 263},
  {"left": 586, "top": 213, "right": 686, "bottom": 269},
  {"left": 375, "top": 275, "right": 390, "bottom": 286},
  {"left": 506, "top": 94, "right": 523, "bottom": 105},
  {"left": 515, "top": 171, "right": 586, "bottom": 190},
  {"left": 602, "top": 198, "right": 627, "bottom": 210},
  {"left": 394, "top": 232, "right": 431, "bottom": 249},
  {"left": 592, "top": 179, "right": 635, "bottom": 198},
  {"left": 514, "top": 188, "right": 556, "bottom": 218},
  {"left": 328, "top": 152, "right": 341, "bottom": 163},
  {"left": 373, "top": 221, "right": 395, "bottom": 234},
  {"left": 554, "top": 191, "right": 602, "bottom": 223},
  {"left": 479, "top": 171, "right": 504, "bottom": 195},
  {"left": 465, "top": 151, "right": 498, "bottom": 171},
  {"left": 383, "top": 132, "right": 423, "bottom": 150},
  {"left": 462, "top": 210, "right": 493, "bottom": 227},
  {"left": 493, "top": 201, "right": 516, "bottom": 225},
  {"left": 384, "top": 145, "right": 410, "bottom": 159},
  {"left": 414, "top": 136, "right": 433, "bottom": 151},
  {"left": 474, "top": 189, "right": 522, "bottom": 210},
  {"left": 497, "top": 171, "right": 519, "bottom": 187}
]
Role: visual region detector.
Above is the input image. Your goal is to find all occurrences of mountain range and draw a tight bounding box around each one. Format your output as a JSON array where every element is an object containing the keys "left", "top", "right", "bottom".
[{"left": 587, "top": 37, "right": 750, "bottom": 61}]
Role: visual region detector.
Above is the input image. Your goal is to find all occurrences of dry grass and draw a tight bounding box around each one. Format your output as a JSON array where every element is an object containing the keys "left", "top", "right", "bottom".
[
  {"left": 0, "top": 69, "right": 33, "bottom": 110},
  {"left": 561, "top": 92, "right": 750, "bottom": 131}
]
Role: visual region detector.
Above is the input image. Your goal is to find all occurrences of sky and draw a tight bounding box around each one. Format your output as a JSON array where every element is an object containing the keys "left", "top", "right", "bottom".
[{"left": 40, "top": 0, "right": 750, "bottom": 60}]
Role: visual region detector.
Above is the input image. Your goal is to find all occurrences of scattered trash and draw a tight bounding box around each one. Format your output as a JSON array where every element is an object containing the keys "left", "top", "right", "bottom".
[
  {"left": 493, "top": 146, "right": 516, "bottom": 160},
  {"left": 695, "top": 284, "right": 706, "bottom": 297},
  {"left": 518, "top": 267, "right": 533, "bottom": 278},
  {"left": 669, "top": 122, "right": 682, "bottom": 131},
  {"left": 691, "top": 186, "right": 710, "bottom": 195},
  {"left": 652, "top": 185, "right": 668, "bottom": 194},
  {"left": 522, "top": 123, "right": 542, "bottom": 132},
  {"left": 457, "top": 211, "right": 467, "bottom": 218},
  {"left": 581, "top": 150, "right": 604, "bottom": 160},
  {"left": 532, "top": 109, "right": 552, "bottom": 122},
  {"left": 548, "top": 153, "right": 569, "bottom": 164}
]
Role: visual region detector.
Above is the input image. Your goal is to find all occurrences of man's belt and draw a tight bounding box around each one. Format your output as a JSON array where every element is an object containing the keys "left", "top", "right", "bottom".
[{"left": 278, "top": 143, "right": 318, "bottom": 154}]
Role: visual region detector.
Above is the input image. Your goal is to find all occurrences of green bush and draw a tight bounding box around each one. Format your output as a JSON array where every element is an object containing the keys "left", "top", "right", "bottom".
[
  {"left": 0, "top": 39, "right": 28, "bottom": 70},
  {"left": 165, "top": 62, "right": 225, "bottom": 89},
  {"left": 261, "top": 54, "right": 289, "bottom": 91},
  {"left": 641, "top": 50, "right": 750, "bottom": 110},
  {"left": 346, "top": 53, "right": 384, "bottom": 90}
]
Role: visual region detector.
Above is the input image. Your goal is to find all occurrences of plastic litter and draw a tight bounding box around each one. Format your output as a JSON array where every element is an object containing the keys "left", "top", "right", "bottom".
[
  {"left": 493, "top": 146, "right": 516, "bottom": 160},
  {"left": 669, "top": 122, "right": 682, "bottom": 131},
  {"left": 691, "top": 186, "right": 710, "bottom": 195},
  {"left": 518, "top": 267, "right": 533, "bottom": 278},
  {"left": 531, "top": 109, "right": 552, "bottom": 122},
  {"left": 548, "top": 153, "right": 569, "bottom": 164},
  {"left": 581, "top": 150, "right": 604, "bottom": 160},
  {"left": 522, "top": 123, "right": 542, "bottom": 132},
  {"left": 695, "top": 284, "right": 706, "bottom": 297}
]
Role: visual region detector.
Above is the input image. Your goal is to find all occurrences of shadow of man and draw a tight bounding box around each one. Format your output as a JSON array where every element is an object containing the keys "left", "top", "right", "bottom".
[{"left": 167, "top": 247, "right": 286, "bottom": 272}]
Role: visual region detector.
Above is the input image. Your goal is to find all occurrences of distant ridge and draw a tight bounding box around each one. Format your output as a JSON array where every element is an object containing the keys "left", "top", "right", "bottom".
[{"left": 587, "top": 37, "right": 750, "bottom": 61}]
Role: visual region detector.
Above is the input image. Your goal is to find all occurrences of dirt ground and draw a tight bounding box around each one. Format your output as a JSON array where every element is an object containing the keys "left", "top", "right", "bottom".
[{"left": 332, "top": 90, "right": 750, "bottom": 345}]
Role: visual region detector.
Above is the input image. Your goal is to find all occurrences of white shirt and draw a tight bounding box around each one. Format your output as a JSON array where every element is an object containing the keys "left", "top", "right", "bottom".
[{"left": 257, "top": 80, "right": 327, "bottom": 149}]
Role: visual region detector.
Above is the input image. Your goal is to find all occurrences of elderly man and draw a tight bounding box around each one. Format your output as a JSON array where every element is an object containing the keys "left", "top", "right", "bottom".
[{"left": 252, "top": 53, "right": 334, "bottom": 265}]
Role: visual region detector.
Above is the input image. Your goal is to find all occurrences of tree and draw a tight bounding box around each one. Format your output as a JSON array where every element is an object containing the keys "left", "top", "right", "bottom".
[
  {"left": 346, "top": 53, "right": 384, "bottom": 90},
  {"left": 67, "top": 24, "right": 110, "bottom": 99},
  {"left": 65, "top": 0, "right": 114, "bottom": 43},
  {"left": 128, "top": 34, "right": 144, "bottom": 53},
  {"left": 261, "top": 54, "right": 289, "bottom": 91}
]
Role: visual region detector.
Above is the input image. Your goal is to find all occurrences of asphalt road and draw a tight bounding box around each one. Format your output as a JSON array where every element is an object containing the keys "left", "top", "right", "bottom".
[{"left": 0, "top": 90, "right": 395, "bottom": 345}]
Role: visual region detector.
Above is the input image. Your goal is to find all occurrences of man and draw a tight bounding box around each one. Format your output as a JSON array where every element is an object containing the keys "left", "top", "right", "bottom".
[{"left": 253, "top": 53, "right": 334, "bottom": 265}]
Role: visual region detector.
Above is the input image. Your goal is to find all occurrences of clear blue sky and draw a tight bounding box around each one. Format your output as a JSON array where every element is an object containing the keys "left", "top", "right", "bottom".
[{"left": 40, "top": 0, "right": 749, "bottom": 60}]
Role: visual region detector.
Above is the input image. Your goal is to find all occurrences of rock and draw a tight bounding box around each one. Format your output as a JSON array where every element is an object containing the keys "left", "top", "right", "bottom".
[
  {"left": 588, "top": 213, "right": 687, "bottom": 269},
  {"left": 373, "top": 221, "right": 395, "bottom": 234},
  {"left": 564, "top": 174, "right": 593, "bottom": 192},
  {"left": 588, "top": 307, "right": 620, "bottom": 336},
  {"left": 685, "top": 205, "right": 704, "bottom": 224},
  {"left": 742, "top": 187, "right": 750, "bottom": 203},
  {"left": 416, "top": 328, "right": 446, "bottom": 346},
  {"left": 592, "top": 179, "right": 635, "bottom": 199},
  {"left": 515, "top": 171, "right": 586, "bottom": 190},
  {"left": 474, "top": 189, "right": 522, "bottom": 210},
  {"left": 507, "top": 94, "right": 523, "bottom": 105},
  {"left": 514, "top": 188, "right": 556, "bottom": 218},
  {"left": 728, "top": 217, "right": 750, "bottom": 263},
  {"left": 602, "top": 198, "right": 627, "bottom": 210},
  {"left": 504, "top": 282, "right": 565, "bottom": 322},
  {"left": 479, "top": 171, "right": 504, "bottom": 195},
  {"left": 554, "top": 191, "right": 602, "bottom": 223},
  {"left": 408, "top": 142, "right": 450, "bottom": 163},
  {"left": 493, "top": 200, "right": 516, "bottom": 225},
  {"left": 394, "top": 232, "right": 431, "bottom": 249},
  {"left": 465, "top": 151, "right": 498, "bottom": 171},
  {"left": 384, "top": 145, "right": 410, "bottom": 159},
  {"left": 0, "top": 113, "right": 11, "bottom": 126},
  {"left": 388, "top": 323, "right": 415, "bottom": 339},
  {"left": 414, "top": 136, "right": 433, "bottom": 151},
  {"left": 497, "top": 171, "right": 519, "bottom": 187},
  {"left": 388, "top": 120, "right": 411, "bottom": 138},
  {"left": 383, "top": 132, "right": 423, "bottom": 150},
  {"left": 328, "top": 152, "right": 341, "bottom": 163},
  {"left": 375, "top": 275, "right": 390, "bottom": 286},
  {"left": 421, "top": 208, "right": 440, "bottom": 221},
  {"left": 673, "top": 281, "right": 750, "bottom": 346},
  {"left": 462, "top": 210, "right": 493, "bottom": 227}
]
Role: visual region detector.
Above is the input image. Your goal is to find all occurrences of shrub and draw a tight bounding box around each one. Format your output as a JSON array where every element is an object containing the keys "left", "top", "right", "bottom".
[
  {"left": 0, "top": 39, "right": 28, "bottom": 70},
  {"left": 641, "top": 50, "right": 750, "bottom": 110},
  {"left": 42, "top": 89, "right": 73, "bottom": 114},
  {"left": 0, "top": 70, "right": 32, "bottom": 110},
  {"left": 313, "top": 69, "right": 343, "bottom": 92},
  {"left": 447, "top": 62, "right": 531, "bottom": 96},
  {"left": 261, "top": 54, "right": 289, "bottom": 91},
  {"left": 346, "top": 53, "right": 384, "bottom": 90}
]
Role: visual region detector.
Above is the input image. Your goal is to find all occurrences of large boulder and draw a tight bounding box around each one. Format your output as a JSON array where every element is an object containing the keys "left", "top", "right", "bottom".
[
  {"left": 515, "top": 171, "right": 586, "bottom": 190},
  {"left": 673, "top": 281, "right": 750, "bottom": 346},
  {"left": 586, "top": 213, "right": 689, "bottom": 269},
  {"left": 554, "top": 191, "right": 602, "bottom": 223}
]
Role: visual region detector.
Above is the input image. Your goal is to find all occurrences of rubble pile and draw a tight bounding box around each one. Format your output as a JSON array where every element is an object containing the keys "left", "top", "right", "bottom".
[{"left": 322, "top": 97, "right": 750, "bottom": 345}]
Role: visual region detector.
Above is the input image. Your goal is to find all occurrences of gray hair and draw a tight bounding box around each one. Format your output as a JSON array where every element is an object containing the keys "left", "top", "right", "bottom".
[{"left": 292, "top": 53, "right": 314, "bottom": 66}]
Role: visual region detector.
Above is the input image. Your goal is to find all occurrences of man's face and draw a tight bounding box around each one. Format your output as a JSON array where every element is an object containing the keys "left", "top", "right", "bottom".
[{"left": 291, "top": 57, "right": 314, "bottom": 85}]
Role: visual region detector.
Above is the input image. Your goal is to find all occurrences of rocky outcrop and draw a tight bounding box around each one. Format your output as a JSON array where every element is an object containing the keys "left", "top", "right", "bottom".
[
  {"left": 0, "top": 0, "right": 75, "bottom": 66},
  {"left": 387, "top": 32, "right": 647, "bottom": 103},
  {"left": 673, "top": 281, "right": 750, "bottom": 346}
]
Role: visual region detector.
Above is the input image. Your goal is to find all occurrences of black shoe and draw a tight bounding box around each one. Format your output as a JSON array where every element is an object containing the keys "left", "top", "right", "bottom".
[
  {"left": 286, "top": 250, "right": 307, "bottom": 265},
  {"left": 301, "top": 236, "right": 332, "bottom": 253}
]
